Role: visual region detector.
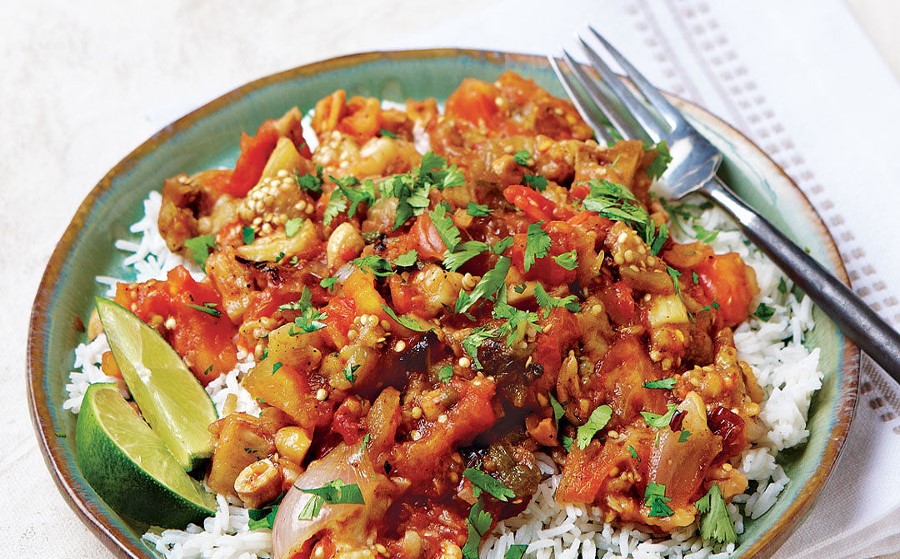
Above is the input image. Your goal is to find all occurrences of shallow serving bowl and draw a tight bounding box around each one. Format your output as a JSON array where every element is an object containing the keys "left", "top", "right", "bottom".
[{"left": 28, "top": 49, "right": 858, "bottom": 559}]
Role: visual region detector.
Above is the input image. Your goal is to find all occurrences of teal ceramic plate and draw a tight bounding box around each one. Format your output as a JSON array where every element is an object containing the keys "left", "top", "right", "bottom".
[{"left": 28, "top": 49, "right": 858, "bottom": 559}]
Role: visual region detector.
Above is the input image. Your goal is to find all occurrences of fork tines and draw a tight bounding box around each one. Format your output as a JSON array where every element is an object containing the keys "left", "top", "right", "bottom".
[{"left": 550, "top": 26, "right": 688, "bottom": 144}]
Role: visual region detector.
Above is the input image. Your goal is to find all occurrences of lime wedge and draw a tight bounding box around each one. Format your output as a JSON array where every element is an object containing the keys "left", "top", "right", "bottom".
[
  {"left": 76, "top": 383, "right": 216, "bottom": 527},
  {"left": 95, "top": 297, "right": 218, "bottom": 471}
]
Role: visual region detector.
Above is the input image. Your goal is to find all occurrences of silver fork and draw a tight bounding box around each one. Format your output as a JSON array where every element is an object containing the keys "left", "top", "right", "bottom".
[{"left": 551, "top": 26, "right": 900, "bottom": 380}]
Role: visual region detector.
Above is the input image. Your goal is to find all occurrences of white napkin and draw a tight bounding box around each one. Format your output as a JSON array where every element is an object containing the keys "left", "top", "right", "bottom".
[{"left": 387, "top": 0, "right": 900, "bottom": 556}]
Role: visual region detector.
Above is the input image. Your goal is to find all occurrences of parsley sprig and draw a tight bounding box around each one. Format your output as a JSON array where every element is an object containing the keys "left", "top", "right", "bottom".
[{"left": 296, "top": 479, "right": 365, "bottom": 520}]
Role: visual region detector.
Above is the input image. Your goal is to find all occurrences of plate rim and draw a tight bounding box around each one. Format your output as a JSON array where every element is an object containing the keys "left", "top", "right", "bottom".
[{"left": 27, "top": 47, "right": 859, "bottom": 559}]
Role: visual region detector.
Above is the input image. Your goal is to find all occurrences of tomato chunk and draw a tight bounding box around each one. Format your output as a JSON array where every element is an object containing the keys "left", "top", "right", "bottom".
[
  {"left": 694, "top": 253, "right": 759, "bottom": 328},
  {"left": 114, "top": 266, "right": 238, "bottom": 385}
]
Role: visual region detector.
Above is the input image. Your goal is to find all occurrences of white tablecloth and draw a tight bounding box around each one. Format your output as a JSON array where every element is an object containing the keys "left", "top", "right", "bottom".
[{"left": 4, "top": 0, "right": 900, "bottom": 557}]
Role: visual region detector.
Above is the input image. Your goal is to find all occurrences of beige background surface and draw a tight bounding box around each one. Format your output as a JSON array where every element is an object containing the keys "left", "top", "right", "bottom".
[{"left": 4, "top": 1, "right": 899, "bottom": 557}]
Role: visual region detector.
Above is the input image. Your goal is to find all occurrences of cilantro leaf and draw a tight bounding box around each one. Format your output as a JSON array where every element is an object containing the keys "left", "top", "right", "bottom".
[
  {"left": 455, "top": 256, "right": 511, "bottom": 314},
  {"left": 247, "top": 505, "right": 279, "bottom": 530},
  {"left": 646, "top": 140, "right": 672, "bottom": 180},
  {"left": 492, "top": 302, "right": 542, "bottom": 345},
  {"left": 461, "top": 326, "right": 498, "bottom": 370},
  {"left": 379, "top": 128, "right": 397, "bottom": 139},
  {"left": 466, "top": 202, "right": 492, "bottom": 217},
  {"left": 696, "top": 483, "right": 737, "bottom": 545},
  {"left": 553, "top": 249, "right": 578, "bottom": 271},
  {"left": 242, "top": 226, "right": 255, "bottom": 245},
  {"left": 692, "top": 224, "right": 719, "bottom": 243},
  {"left": 581, "top": 179, "right": 668, "bottom": 255},
  {"left": 443, "top": 241, "right": 489, "bottom": 273},
  {"left": 641, "top": 403, "right": 677, "bottom": 429},
  {"left": 271, "top": 362, "right": 282, "bottom": 375},
  {"left": 524, "top": 222, "right": 551, "bottom": 272},
  {"left": 463, "top": 468, "right": 515, "bottom": 502},
  {"left": 295, "top": 165, "right": 324, "bottom": 193},
  {"left": 438, "top": 365, "right": 453, "bottom": 383},
  {"left": 628, "top": 445, "right": 641, "bottom": 461},
  {"left": 285, "top": 217, "right": 305, "bottom": 238},
  {"left": 644, "top": 482, "right": 675, "bottom": 517},
  {"left": 462, "top": 499, "right": 493, "bottom": 559},
  {"left": 280, "top": 287, "right": 327, "bottom": 334},
  {"left": 186, "top": 302, "right": 222, "bottom": 318},
  {"left": 382, "top": 303, "right": 431, "bottom": 332},
  {"left": 754, "top": 302, "right": 776, "bottom": 322},
  {"left": 343, "top": 363, "right": 361, "bottom": 384},
  {"left": 184, "top": 235, "right": 216, "bottom": 270},
  {"left": 549, "top": 392, "right": 566, "bottom": 427},
  {"left": 523, "top": 174, "right": 548, "bottom": 191},
  {"left": 534, "top": 283, "right": 581, "bottom": 317},
  {"left": 512, "top": 149, "right": 532, "bottom": 166},
  {"left": 297, "top": 479, "right": 365, "bottom": 520},
  {"left": 492, "top": 236, "right": 514, "bottom": 255},
  {"left": 504, "top": 545, "right": 528, "bottom": 559},
  {"left": 679, "top": 429, "right": 691, "bottom": 442},
  {"left": 429, "top": 202, "right": 462, "bottom": 252},
  {"left": 393, "top": 249, "right": 418, "bottom": 268},
  {"left": 575, "top": 404, "right": 612, "bottom": 449},
  {"left": 351, "top": 255, "right": 394, "bottom": 277},
  {"left": 643, "top": 377, "right": 677, "bottom": 390}
]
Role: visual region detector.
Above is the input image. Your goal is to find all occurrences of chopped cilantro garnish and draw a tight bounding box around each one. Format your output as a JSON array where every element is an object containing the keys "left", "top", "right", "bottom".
[
  {"left": 247, "top": 505, "right": 279, "bottom": 530},
  {"left": 644, "top": 482, "right": 675, "bottom": 517},
  {"left": 280, "top": 287, "right": 327, "bottom": 334},
  {"left": 523, "top": 174, "right": 548, "bottom": 191},
  {"left": 461, "top": 326, "right": 497, "bottom": 370},
  {"left": 463, "top": 467, "right": 515, "bottom": 501},
  {"left": 524, "top": 222, "right": 551, "bottom": 272},
  {"left": 184, "top": 234, "right": 216, "bottom": 270},
  {"left": 385, "top": 151, "right": 465, "bottom": 229},
  {"left": 242, "top": 226, "right": 255, "bottom": 245},
  {"left": 679, "top": 430, "right": 692, "bottom": 442},
  {"left": 561, "top": 436, "right": 574, "bottom": 452},
  {"left": 295, "top": 165, "right": 324, "bottom": 193},
  {"left": 504, "top": 545, "right": 528, "bottom": 559},
  {"left": 641, "top": 403, "right": 677, "bottom": 429},
  {"left": 628, "top": 445, "right": 640, "bottom": 461},
  {"left": 778, "top": 277, "right": 789, "bottom": 295},
  {"left": 443, "top": 241, "right": 489, "bottom": 272},
  {"left": 534, "top": 283, "right": 581, "bottom": 316},
  {"left": 429, "top": 202, "right": 461, "bottom": 252},
  {"left": 696, "top": 483, "right": 737, "bottom": 545},
  {"left": 553, "top": 249, "right": 578, "bottom": 271},
  {"left": 320, "top": 276, "right": 338, "bottom": 291},
  {"left": 455, "top": 256, "right": 511, "bottom": 314},
  {"left": 438, "top": 365, "right": 454, "bottom": 383},
  {"left": 186, "top": 302, "right": 222, "bottom": 318},
  {"left": 393, "top": 249, "right": 418, "bottom": 268},
  {"left": 667, "top": 266, "right": 683, "bottom": 298},
  {"left": 492, "top": 302, "right": 542, "bottom": 345},
  {"left": 512, "top": 149, "right": 532, "bottom": 166},
  {"left": 351, "top": 255, "right": 394, "bottom": 277},
  {"left": 692, "top": 224, "right": 719, "bottom": 243},
  {"left": 575, "top": 404, "right": 613, "bottom": 449},
  {"left": 646, "top": 140, "right": 672, "bottom": 180},
  {"left": 461, "top": 499, "right": 493, "bottom": 559},
  {"left": 549, "top": 392, "right": 566, "bottom": 428},
  {"left": 379, "top": 128, "right": 397, "bottom": 139},
  {"left": 271, "top": 362, "right": 282, "bottom": 375},
  {"left": 582, "top": 179, "right": 668, "bottom": 255},
  {"left": 643, "top": 377, "right": 677, "bottom": 390},
  {"left": 296, "top": 479, "right": 365, "bottom": 520},
  {"left": 754, "top": 302, "right": 776, "bottom": 322},
  {"left": 285, "top": 217, "right": 305, "bottom": 238},
  {"left": 382, "top": 303, "right": 431, "bottom": 332},
  {"left": 493, "top": 236, "right": 514, "bottom": 255},
  {"left": 466, "top": 202, "right": 492, "bottom": 217},
  {"left": 692, "top": 270, "right": 700, "bottom": 285},
  {"left": 343, "top": 362, "right": 361, "bottom": 384}
]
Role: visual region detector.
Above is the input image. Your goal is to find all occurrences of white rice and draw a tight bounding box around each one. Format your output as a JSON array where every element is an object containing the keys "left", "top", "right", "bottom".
[{"left": 65, "top": 187, "right": 823, "bottom": 558}]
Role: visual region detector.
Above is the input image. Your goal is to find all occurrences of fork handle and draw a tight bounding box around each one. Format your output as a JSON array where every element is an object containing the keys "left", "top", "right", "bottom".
[{"left": 701, "top": 176, "right": 900, "bottom": 379}]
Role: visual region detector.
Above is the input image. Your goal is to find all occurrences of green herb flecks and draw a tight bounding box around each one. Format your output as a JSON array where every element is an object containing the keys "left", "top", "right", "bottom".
[
  {"left": 696, "top": 483, "right": 737, "bottom": 545},
  {"left": 524, "top": 222, "right": 551, "bottom": 272},
  {"left": 644, "top": 482, "right": 675, "bottom": 517},
  {"left": 575, "top": 404, "right": 613, "bottom": 449},
  {"left": 382, "top": 303, "right": 431, "bottom": 332},
  {"left": 296, "top": 479, "right": 365, "bottom": 521},
  {"left": 643, "top": 377, "right": 677, "bottom": 390},
  {"left": 581, "top": 179, "right": 668, "bottom": 255},
  {"left": 184, "top": 234, "right": 216, "bottom": 270},
  {"left": 281, "top": 287, "right": 327, "bottom": 335},
  {"left": 463, "top": 468, "right": 515, "bottom": 502},
  {"left": 186, "top": 302, "right": 222, "bottom": 318},
  {"left": 641, "top": 403, "right": 677, "bottom": 429}
]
